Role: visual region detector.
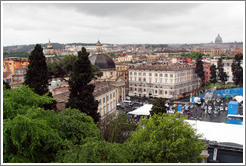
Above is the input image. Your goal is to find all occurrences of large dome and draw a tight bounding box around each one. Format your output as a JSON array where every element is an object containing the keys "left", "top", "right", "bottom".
[
  {"left": 215, "top": 34, "right": 222, "bottom": 44},
  {"left": 89, "top": 54, "right": 115, "bottom": 69}
]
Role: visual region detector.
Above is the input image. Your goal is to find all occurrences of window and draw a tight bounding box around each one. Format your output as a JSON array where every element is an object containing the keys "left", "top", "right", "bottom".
[
  {"left": 138, "top": 72, "right": 141, "bottom": 76},
  {"left": 165, "top": 91, "right": 167, "bottom": 94},
  {"left": 155, "top": 78, "right": 158, "bottom": 83},
  {"left": 130, "top": 72, "right": 132, "bottom": 75},
  {"left": 103, "top": 97, "right": 105, "bottom": 103},
  {"left": 143, "top": 89, "right": 146, "bottom": 92},
  {"left": 159, "top": 90, "right": 163, "bottom": 94},
  {"left": 106, "top": 104, "right": 109, "bottom": 113},
  {"left": 143, "top": 72, "right": 146, "bottom": 76},
  {"left": 106, "top": 95, "right": 109, "bottom": 101},
  {"left": 165, "top": 74, "right": 168, "bottom": 77},
  {"left": 149, "top": 73, "right": 152, "bottom": 76},
  {"left": 139, "top": 78, "right": 141, "bottom": 82},
  {"left": 110, "top": 72, "right": 113, "bottom": 75},
  {"left": 143, "top": 78, "right": 146, "bottom": 82},
  {"left": 134, "top": 77, "right": 137, "bottom": 81},
  {"left": 160, "top": 73, "right": 163, "bottom": 77},
  {"left": 110, "top": 94, "right": 112, "bottom": 99},
  {"left": 130, "top": 77, "right": 132, "bottom": 81},
  {"left": 155, "top": 90, "right": 158, "bottom": 94},
  {"left": 149, "top": 78, "right": 152, "bottom": 83},
  {"left": 170, "top": 74, "right": 173, "bottom": 78},
  {"left": 155, "top": 73, "right": 158, "bottom": 77},
  {"left": 170, "top": 79, "right": 173, "bottom": 83},
  {"left": 165, "top": 79, "right": 168, "bottom": 83},
  {"left": 134, "top": 72, "right": 137, "bottom": 75},
  {"left": 138, "top": 88, "right": 142, "bottom": 92},
  {"left": 99, "top": 99, "right": 101, "bottom": 106}
]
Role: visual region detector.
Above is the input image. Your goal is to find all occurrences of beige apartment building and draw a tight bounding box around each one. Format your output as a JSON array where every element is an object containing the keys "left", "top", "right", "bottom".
[{"left": 128, "top": 63, "right": 200, "bottom": 99}]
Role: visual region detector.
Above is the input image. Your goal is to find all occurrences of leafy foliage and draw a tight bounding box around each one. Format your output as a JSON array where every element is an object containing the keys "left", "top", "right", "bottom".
[
  {"left": 3, "top": 52, "right": 30, "bottom": 58},
  {"left": 24, "top": 44, "right": 49, "bottom": 96},
  {"left": 231, "top": 53, "right": 243, "bottom": 86},
  {"left": 3, "top": 80, "right": 11, "bottom": 90},
  {"left": 217, "top": 57, "right": 228, "bottom": 84},
  {"left": 125, "top": 114, "right": 206, "bottom": 163},
  {"left": 151, "top": 98, "right": 168, "bottom": 116},
  {"left": 3, "top": 86, "right": 55, "bottom": 119},
  {"left": 3, "top": 86, "right": 103, "bottom": 163},
  {"left": 98, "top": 111, "right": 137, "bottom": 143},
  {"left": 181, "top": 52, "right": 209, "bottom": 59},
  {"left": 66, "top": 47, "right": 100, "bottom": 123},
  {"left": 47, "top": 54, "right": 102, "bottom": 81},
  {"left": 209, "top": 64, "right": 217, "bottom": 84},
  {"left": 56, "top": 140, "right": 129, "bottom": 163},
  {"left": 195, "top": 54, "right": 205, "bottom": 86}
]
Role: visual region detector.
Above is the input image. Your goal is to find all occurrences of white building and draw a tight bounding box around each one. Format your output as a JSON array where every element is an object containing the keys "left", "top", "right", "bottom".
[{"left": 128, "top": 63, "right": 200, "bottom": 99}]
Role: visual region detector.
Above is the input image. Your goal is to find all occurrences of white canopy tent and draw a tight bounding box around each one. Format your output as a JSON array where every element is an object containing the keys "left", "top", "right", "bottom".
[
  {"left": 233, "top": 96, "right": 243, "bottom": 103},
  {"left": 186, "top": 120, "right": 244, "bottom": 145},
  {"left": 127, "top": 104, "right": 153, "bottom": 116}
]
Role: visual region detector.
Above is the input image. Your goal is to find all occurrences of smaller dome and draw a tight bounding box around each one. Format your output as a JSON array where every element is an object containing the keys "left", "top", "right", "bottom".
[
  {"left": 89, "top": 54, "right": 115, "bottom": 69},
  {"left": 96, "top": 40, "right": 102, "bottom": 46}
]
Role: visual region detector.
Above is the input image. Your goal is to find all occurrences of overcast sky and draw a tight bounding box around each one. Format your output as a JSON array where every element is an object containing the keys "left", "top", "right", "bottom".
[{"left": 2, "top": 2, "right": 245, "bottom": 46}]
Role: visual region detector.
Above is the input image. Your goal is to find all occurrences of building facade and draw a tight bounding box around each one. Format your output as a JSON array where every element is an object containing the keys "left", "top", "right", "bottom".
[{"left": 128, "top": 63, "right": 200, "bottom": 99}]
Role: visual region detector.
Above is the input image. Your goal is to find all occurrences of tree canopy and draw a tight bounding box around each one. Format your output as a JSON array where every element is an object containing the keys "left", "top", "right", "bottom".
[
  {"left": 209, "top": 64, "right": 217, "bottom": 84},
  {"left": 24, "top": 44, "right": 49, "bottom": 96},
  {"left": 195, "top": 54, "right": 205, "bottom": 86},
  {"left": 125, "top": 114, "right": 206, "bottom": 163},
  {"left": 150, "top": 97, "right": 168, "bottom": 116},
  {"left": 217, "top": 57, "right": 228, "bottom": 84},
  {"left": 66, "top": 47, "right": 100, "bottom": 123},
  {"left": 231, "top": 53, "right": 243, "bottom": 86}
]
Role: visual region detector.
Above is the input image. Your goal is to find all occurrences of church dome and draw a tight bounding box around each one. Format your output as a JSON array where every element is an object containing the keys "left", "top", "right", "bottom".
[
  {"left": 215, "top": 34, "right": 222, "bottom": 44},
  {"left": 89, "top": 54, "right": 115, "bottom": 69},
  {"left": 89, "top": 40, "right": 115, "bottom": 69}
]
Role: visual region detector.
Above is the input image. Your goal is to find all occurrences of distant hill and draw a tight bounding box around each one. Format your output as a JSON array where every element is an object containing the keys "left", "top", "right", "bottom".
[{"left": 3, "top": 43, "right": 99, "bottom": 53}]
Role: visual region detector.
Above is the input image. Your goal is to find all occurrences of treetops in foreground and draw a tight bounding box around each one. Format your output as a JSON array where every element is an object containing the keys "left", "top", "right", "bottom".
[{"left": 3, "top": 86, "right": 205, "bottom": 163}]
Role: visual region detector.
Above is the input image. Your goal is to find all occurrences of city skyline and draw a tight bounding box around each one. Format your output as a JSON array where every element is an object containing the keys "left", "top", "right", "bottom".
[{"left": 2, "top": 1, "right": 245, "bottom": 46}]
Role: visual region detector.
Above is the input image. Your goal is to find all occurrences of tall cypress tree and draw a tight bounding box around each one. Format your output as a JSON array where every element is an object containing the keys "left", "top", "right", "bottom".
[
  {"left": 217, "top": 57, "right": 228, "bottom": 84},
  {"left": 24, "top": 44, "right": 49, "bottom": 96},
  {"left": 66, "top": 47, "right": 100, "bottom": 123},
  {"left": 195, "top": 54, "right": 205, "bottom": 86},
  {"left": 232, "top": 53, "right": 243, "bottom": 86},
  {"left": 209, "top": 64, "right": 217, "bottom": 84}
]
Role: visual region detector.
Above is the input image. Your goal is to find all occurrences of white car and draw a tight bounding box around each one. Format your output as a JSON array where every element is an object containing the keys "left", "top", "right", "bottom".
[
  {"left": 220, "top": 107, "right": 224, "bottom": 111},
  {"left": 167, "top": 110, "right": 175, "bottom": 114}
]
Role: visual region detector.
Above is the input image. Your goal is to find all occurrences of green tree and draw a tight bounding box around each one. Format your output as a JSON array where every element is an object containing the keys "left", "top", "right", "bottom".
[
  {"left": 231, "top": 53, "right": 243, "bottom": 86},
  {"left": 150, "top": 98, "right": 168, "bottom": 116},
  {"left": 3, "top": 86, "right": 103, "bottom": 163},
  {"left": 3, "top": 80, "right": 11, "bottom": 90},
  {"left": 125, "top": 114, "right": 206, "bottom": 163},
  {"left": 209, "top": 64, "right": 217, "bottom": 84},
  {"left": 98, "top": 111, "right": 137, "bottom": 143},
  {"left": 47, "top": 55, "right": 102, "bottom": 82},
  {"left": 195, "top": 54, "right": 205, "bottom": 86},
  {"left": 66, "top": 47, "right": 100, "bottom": 123},
  {"left": 24, "top": 44, "right": 49, "bottom": 96},
  {"left": 56, "top": 140, "right": 129, "bottom": 163},
  {"left": 217, "top": 57, "right": 228, "bottom": 84},
  {"left": 3, "top": 86, "right": 55, "bottom": 120}
]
